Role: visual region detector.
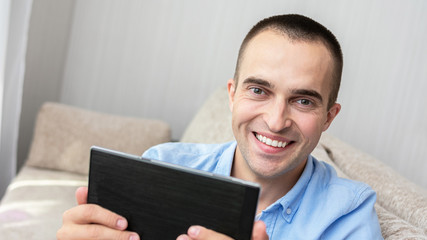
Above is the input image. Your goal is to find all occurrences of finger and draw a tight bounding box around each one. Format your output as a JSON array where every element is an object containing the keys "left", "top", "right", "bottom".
[
  {"left": 252, "top": 221, "right": 269, "bottom": 240},
  {"left": 176, "top": 234, "right": 191, "bottom": 240},
  {"left": 57, "top": 223, "right": 139, "bottom": 240},
  {"left": 75, "top": 186, "right": 88, "bottom": 205},
  {"left": 62, "top": 204, "right": 128, "bottom": 231},
  {"left": 186, "top": 225, "right": 233, "bottom": 240}
]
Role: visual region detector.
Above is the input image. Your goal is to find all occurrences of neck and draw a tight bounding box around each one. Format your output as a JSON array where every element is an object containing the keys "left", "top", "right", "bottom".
[{"left": 231, "top": 151, "right": 307, "bottom": 215}]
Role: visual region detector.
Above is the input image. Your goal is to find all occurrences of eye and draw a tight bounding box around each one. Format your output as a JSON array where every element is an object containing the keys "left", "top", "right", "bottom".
[
  {"left": 250, "top": 87, "right": 265, "bottom": 95},
  {"left": 296, "top": 99, "right": 312, "bottom": 106}
]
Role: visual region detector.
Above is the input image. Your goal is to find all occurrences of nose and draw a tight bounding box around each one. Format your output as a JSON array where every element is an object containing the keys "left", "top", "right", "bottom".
[{"left": 264, "top": 99, "right": 292, "bottom": 133}]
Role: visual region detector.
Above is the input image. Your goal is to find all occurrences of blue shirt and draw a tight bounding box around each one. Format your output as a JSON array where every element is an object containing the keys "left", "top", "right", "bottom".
[{"left": 142, "top": 141, "right": 383, "bottom": 240}]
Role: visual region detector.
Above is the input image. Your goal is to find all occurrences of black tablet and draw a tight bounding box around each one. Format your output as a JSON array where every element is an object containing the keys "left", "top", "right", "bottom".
[{"left": 87, "top": 146, "right": 260, "bottom": 240}]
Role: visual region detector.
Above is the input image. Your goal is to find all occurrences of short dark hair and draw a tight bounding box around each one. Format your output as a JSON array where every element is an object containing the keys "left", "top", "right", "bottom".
[{"left": 234, "top": 14, "right": 343, "bottom": 109}]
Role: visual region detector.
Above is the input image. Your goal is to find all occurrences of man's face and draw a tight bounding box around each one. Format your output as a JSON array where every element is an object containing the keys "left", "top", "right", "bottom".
[{"left": 228, "top": 30, "right": 340, "bottom": 181}]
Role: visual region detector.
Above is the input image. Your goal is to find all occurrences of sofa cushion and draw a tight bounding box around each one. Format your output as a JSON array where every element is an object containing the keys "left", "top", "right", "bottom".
[
  {"left": 319, "top": 133, "right": 427, "bottom": 236},
  {"left": 26, "top": 102, "right": 171, "bottom": 175},
  {"left": 0, "top": 166, "right": 86, "bottom": 239},
  {"left": 375, "top": 204, "right": 427, "bottom": 239},
  {"left": 180, "top": 87, "right": 234, "bottom": 143}
]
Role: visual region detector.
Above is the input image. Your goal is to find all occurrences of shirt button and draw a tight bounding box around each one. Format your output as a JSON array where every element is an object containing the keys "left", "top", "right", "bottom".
[{"left": 286, "top": 208, "right": 292, "bottom": 215}]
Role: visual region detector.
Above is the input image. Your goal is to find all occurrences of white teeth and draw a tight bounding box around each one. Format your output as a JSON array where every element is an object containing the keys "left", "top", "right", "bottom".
[
  {"left": 272, "top": 140, "right": 278, "bottom": 147},
  {"left": 256, "top": 134, "right": 287, "bottom": 148}
]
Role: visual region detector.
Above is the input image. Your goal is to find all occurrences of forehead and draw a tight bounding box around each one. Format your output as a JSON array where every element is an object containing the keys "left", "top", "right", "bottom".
[{"left": 238, "top": 30, "right": 334, "bottom": 95}]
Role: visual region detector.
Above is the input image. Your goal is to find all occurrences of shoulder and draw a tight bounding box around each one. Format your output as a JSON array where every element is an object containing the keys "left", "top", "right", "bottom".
[
  {"left": 310, "top": 157, "right": 376, "bottom": 213},
  {"left": 294, "top": 157, "right": 382, "bottom": 239},
  {"left": 142, "top": 141, "right": 236, "bottom": 171}
]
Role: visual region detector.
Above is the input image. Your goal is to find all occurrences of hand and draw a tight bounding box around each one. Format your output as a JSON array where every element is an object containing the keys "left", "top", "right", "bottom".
[
  {"left": 176, "top": 221, "right": 269, "bottom": 240},
  {"left": 57, "top": 187, "right": 140, "bottom": 240}
]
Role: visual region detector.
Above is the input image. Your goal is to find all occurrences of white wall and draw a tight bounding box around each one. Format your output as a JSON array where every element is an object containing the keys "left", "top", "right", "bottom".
[
  {"left": 1, "top": 0, "right": 33, "bottom": 198},
  {"left": 0, "top": 0, "right": 11, "bottom": 198},
  {"left": 18, "top": 0, "right": 75, "bottom": 169},
  {"left": 20, "top": 0, "right": 427, "bottom": 188}
]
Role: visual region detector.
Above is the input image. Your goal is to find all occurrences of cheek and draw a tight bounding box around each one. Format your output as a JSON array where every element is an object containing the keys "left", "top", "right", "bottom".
[
  {"left": 231, "top": 100, "right": 249, "bottom": 132},
  {"left": 293, "top": 113, "right": 325, "bottom": 139},
  {"left": 232, "top": 99, "right": 263, "bottom": 125}
]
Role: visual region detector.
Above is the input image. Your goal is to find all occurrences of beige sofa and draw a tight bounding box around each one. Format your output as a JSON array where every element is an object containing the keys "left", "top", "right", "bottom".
[{"left": 1, "top": 87, "right": 426, "bottom": 239}]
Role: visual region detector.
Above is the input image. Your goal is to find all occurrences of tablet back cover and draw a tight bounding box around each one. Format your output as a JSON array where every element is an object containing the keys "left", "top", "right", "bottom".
[{"left": 87, "top": 147, "right": 259, "bottom": 240}]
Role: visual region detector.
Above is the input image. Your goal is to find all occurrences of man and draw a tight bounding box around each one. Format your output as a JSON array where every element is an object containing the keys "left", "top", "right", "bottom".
[{"left": 57, "top": 14, "right": 382, "bottom": 240}]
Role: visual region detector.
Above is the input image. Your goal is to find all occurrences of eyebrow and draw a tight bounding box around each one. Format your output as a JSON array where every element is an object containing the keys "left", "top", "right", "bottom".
[
  {"left": 291, "top": 89, "right": 323, "bottom": 103},
  {"left": 242, "top": 77, "right": 275, "bottom": 89},
  {"left": 242, "top": 77, "right": 324, "bottom": 103}
]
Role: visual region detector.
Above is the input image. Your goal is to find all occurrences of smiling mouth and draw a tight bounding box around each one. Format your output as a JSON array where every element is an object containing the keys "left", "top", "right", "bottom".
[{"left": 255, "top": 133, "right": 290, "bottom": 148}]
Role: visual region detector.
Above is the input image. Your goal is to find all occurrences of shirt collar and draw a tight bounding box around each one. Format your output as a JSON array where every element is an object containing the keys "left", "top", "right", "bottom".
[
  {"left": 269, "top": 155, "right": 314, "bottom": 223},
  {"left": 213, "top": 141, "right": 314, "bottom": 223},
  {"left": 213, "top": 141, "right": 237, "bottom": 176}
]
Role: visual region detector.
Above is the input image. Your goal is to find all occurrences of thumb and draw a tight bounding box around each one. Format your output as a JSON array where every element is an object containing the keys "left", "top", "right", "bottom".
[
  {"left": 252, "top": 221, "right": 268, "bottom": 240},
  {"left": 186, "top": 225, "right": 233, "bottom": 240},
  {"left": 75, "top": 186, "right": 88, "bottom": 205}
]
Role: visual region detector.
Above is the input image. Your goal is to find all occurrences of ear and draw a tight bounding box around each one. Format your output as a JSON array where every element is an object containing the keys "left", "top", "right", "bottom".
[
  {"left": 322, "top": 103, "right": 341, "bottom": 131},
  {"left": 227, "top": 79, "right": 236, "bottom": 112}
]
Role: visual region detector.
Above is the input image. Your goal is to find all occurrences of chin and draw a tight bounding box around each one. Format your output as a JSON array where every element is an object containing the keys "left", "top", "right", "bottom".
[{"left": 255, "top": 153, "right": 307, "bottom": 179}]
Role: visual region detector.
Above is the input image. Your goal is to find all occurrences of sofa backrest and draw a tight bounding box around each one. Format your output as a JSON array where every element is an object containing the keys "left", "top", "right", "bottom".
[{"left": 181, "top": 87, "right": 234, "bottom": 143}]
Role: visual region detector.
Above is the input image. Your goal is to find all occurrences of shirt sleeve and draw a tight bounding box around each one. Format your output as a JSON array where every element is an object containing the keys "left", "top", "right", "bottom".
[
  {"left": 321, "top": 187, "right": 383, "bottom": 240},
  {"left": 142, "top": 144, "right": 161, "bottom": 159}
]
